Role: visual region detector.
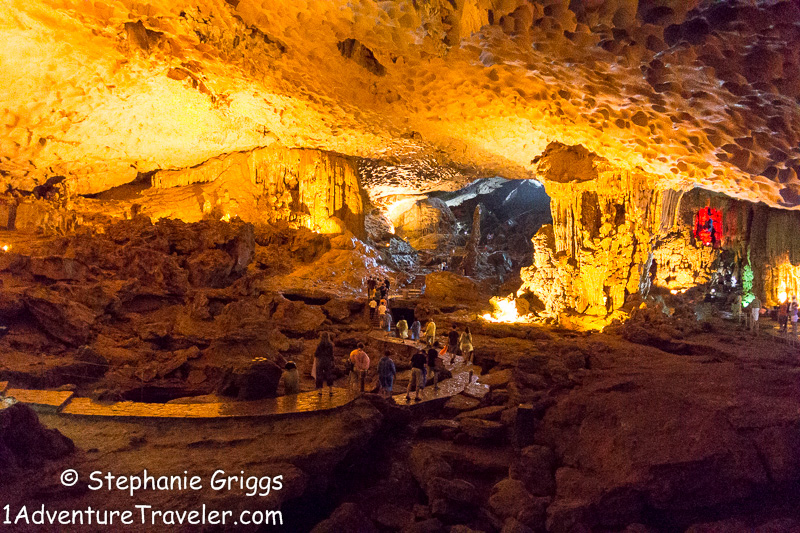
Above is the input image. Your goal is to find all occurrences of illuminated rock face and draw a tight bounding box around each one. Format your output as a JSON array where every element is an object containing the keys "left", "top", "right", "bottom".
[
  {"left": 151, "top": 145, "right": 365, "bottom": 235},
  {"left": 520, "top": 146, "right": 668, "bottom": 317},
  {"left": 521, "top": 171, "right": 800, "bottom": 317},
  {"left": 4, "top": 0, "right": 800, "bottom": 209},
  {"left": 389, "top": 197, "right": 456, "bottom": 250}
]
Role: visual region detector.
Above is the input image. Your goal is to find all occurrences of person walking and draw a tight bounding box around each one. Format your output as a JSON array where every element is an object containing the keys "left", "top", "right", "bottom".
[
  {"left": 732, "top": 294, "right": 743, "bottom": 324},
  {"left": 384, "top": 310, "right": 394, "bottom": 335},
  {"left": 367, "top": 276, "right": 376, "bottom": 297},
  {"left": 282, "top": 361, "right": 300, "bottom": 395},
  {"left": 447, "top": 324, "right": 460, "bottom": 364},
  {"left": 779, "top": 299, "right": 790, "bottom": 336},
  {"left": 424, "top": 320, "right": 436, "bottom": 346},
  {"left": 427, "top": 345, "right": 440, "bottom": 391},
  {"left": 791, "top": 296, "right": 799, "bottom": 345},
  {"left": 349, "top": 342, "right": 370, "bottom": 393},
  {"left": 397, "top": 319, "right": 408, "bottom": 340},
  {"left": 750, "top": 295, "right": 762, "bottom": 335},
  {"left": 369, "top": 298, "right": 377, "bottom": 320},
  {"left": 459, "top": 326, "right": 473, "bottom": 365},
  {"left": 377, "top": 350, "right": 396, "bottom": 398},
  {"left": 378, "top": 300, "right": 387, "bottom": 329},
  {"left": 313, "top": 332, "right": 335, "bottom": 396},
  {"left": 406, "top": 349, "right": 427, "bottom": 402},
  {"left": 410, "top": 320, "right": 421, "bottom": 342}
]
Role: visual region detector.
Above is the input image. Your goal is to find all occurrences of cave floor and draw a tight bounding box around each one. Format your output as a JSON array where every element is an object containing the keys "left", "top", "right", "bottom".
[{"left": 4, "top": 315, "right": 800, "bottom": 532}]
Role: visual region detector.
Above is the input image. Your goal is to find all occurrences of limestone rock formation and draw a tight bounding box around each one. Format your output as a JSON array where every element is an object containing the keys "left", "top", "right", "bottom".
[{"left": 5, "top": 0, "right": 800, "bottom": 212}]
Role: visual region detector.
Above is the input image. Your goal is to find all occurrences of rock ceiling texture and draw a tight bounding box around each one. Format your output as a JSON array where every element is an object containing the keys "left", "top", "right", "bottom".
[{"left": 3, "top": 0, "right": 800, "bottom": 206}]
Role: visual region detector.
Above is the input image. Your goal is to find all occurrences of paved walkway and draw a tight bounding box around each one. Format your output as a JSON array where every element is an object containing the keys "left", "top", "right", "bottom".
[{"left": 0, "top": 344, "right": 484, "bottom": 419}]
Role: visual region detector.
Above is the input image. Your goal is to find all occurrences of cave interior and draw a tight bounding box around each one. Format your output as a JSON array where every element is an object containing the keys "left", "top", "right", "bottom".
[{"left": 4, "top": 0, "right": 800, "bottom": 532}]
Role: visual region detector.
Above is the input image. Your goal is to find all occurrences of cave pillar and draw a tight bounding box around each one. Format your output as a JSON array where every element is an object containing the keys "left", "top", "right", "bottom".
[{"left": 520, "top": 144, "right": 680, "bottom": 318}]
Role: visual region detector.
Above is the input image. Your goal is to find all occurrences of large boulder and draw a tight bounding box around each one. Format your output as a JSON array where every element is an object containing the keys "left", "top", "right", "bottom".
[
  {"left": 392, "top": 198, "right": 456, "bottom": 247},
  {"left": 268, "top": 296, "right": 327, "bottom": 334},
  {"left": 0, "top": 403, "right": 74, "bottom": 474},
  {"left": 28, "top": 256, "right": 87, "bottom": 281},
  {"left": 488, "top": 478, "right": 549, "bottom": 531},
  {"left": 24, "top": 287, "right": 96, "bottom": 346},
  {"left": 424, "top": 271, "right": 482, "bottom": 303},
  {"left": 227, "top": 359, "right": 284, "bottom": 400},
  {"left": 510, "top": 445, "right": 556, "bottom": 497},
  {"left": 537, "top": 367, "right": 774, "bottom": 532}
]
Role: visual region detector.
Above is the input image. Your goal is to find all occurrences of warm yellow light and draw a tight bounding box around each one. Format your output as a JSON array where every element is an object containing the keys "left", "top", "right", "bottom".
[
  {"left": 670, "top": 289, "right": 678, "bottom": 295},
  {"left": 220, "top": 213, "right": 231, "bottom": 222},
  {"left": 481, "top": 295, "right": 532, "bottom": 323},
  {"left": 779, "top": 290, "right": 788, "bottom": 303},
  {"left": 1, "top": 244, "right": 10, "bottom": 252}
]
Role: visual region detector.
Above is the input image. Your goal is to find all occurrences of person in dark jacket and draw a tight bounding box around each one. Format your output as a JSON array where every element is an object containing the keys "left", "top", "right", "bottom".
[
  {"left": 406, "top": 350, "right": 427, "bottom": 402},
  {"left": 447, "top": 325, "right": 460, "bottom": 365},
  {"left": 313, "top": 332, "right": 335, "bottom": 396},
  {"left": 377, "top": 351, "right": 397, "bottom": 398},
  {"left": 427, "top": 345, "right": 440, "bottom": 391}
]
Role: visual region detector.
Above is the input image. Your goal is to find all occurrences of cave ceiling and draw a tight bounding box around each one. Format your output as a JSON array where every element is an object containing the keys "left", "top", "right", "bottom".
[{"left": 2, "top": 0, "right": 800, "bottom": 207}]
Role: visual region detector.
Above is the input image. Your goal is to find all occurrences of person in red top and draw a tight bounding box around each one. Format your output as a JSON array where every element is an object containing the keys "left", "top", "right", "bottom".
[{"left": 349, "top": 342, "right": 370, "bottom": 393}]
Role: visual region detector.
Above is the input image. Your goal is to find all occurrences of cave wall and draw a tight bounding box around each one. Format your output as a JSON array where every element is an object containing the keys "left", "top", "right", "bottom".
[
  {"left": 151, "top": 145, "right": 366, "bottom": 236},
  {"left": 523, "top": 174, "right": 800, "bottom": 318},
  {"left": 673, "top": 189, "right": 800, "bottom": 306}
]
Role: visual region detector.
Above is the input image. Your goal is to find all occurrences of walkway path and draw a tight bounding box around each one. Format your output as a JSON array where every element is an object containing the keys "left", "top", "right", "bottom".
[{"left": 0, "top": 341, "right": 485, "bottom": 419}]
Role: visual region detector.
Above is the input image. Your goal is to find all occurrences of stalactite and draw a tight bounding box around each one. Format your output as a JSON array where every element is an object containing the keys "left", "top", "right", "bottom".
[{"left": 151, "top": 145, "right": 366, "bottom": 236}]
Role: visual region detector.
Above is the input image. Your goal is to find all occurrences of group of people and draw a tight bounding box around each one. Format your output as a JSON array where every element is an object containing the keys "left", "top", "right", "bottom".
[
  {"left": 281, "top": 322, "right": 475, "bottom": 400},
  {"left": 733, "top": 293, "right": 799, "bottom": 341}
]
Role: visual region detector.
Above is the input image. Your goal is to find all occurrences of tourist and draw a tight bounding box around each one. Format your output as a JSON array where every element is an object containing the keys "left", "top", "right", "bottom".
[
  {"left": 427, "top": 345, "right": 439, "bottom": 391},
  {"left": 367, "top": 276, "right": 376, "bottom": 296},
  {"left": 410, "top": 319, "right": 421, "bottom": 341},
  {"left": 313, "top": 332, "right": 335, "bottom": 396},
  {"left": 750, "top": 295, "right": 762, "bottom": 334},
  {"left": 447, "top": 324, "right": 460, "bottom": 364},
  {"left": 377, "top": 350, "right": 396, "bottom": 398},
  {"left": 779, "top": 299, "right": 789, "bottom": 335},
  {"left": 282, "top": 361, "right": 300, "bottom": 395},
  {"left": 459, "top": 326, "right": 473, "bottom": 364},
  {"left": 384, "top": 309, "right": 393, "bottom": 335},
  {"left": 792, "top": 296, "right": 799, "bottom": 344},
  {"left": 732, "top": 294, "right": 742, "bottom": 324},
  {"left": 397, "top": 318, "right": 408, "bottom": 340},
  {"left": 379, "top": 282, "right": 388, "bottom": 300},
  {"left": 378, "top": 300, "right": 387, "bottom": 328},
  {"left": 383, "top": 277, "right": 390, "bottom": 294},
  {"left": 369, "top": 298, "right": 377, "bottom": 320},
  {"left": 349, "top": 342, "right": 370, "bottom": 393},
  {"left": 406, "top": 349, "right": 427, "bottom": 402},
  {"left": 424, "top": 320, "right": 436, "bottom": 346}
]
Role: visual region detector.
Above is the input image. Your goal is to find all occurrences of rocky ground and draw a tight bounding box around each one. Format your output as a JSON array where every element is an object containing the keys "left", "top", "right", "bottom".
[{"left": 2, "top": 219, "right": 800, "bottom": 532}]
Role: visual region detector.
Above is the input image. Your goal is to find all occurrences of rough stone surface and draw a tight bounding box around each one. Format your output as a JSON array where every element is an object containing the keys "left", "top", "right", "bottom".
[
  {"left": 311, "top": 502, "right": 377, "bottom": 533},
  {"left": 424, "top": 272, "right": 482, "bottom": 304},
  {"left": 0, "top": 404, "right": 74, "bottom": 474}
]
